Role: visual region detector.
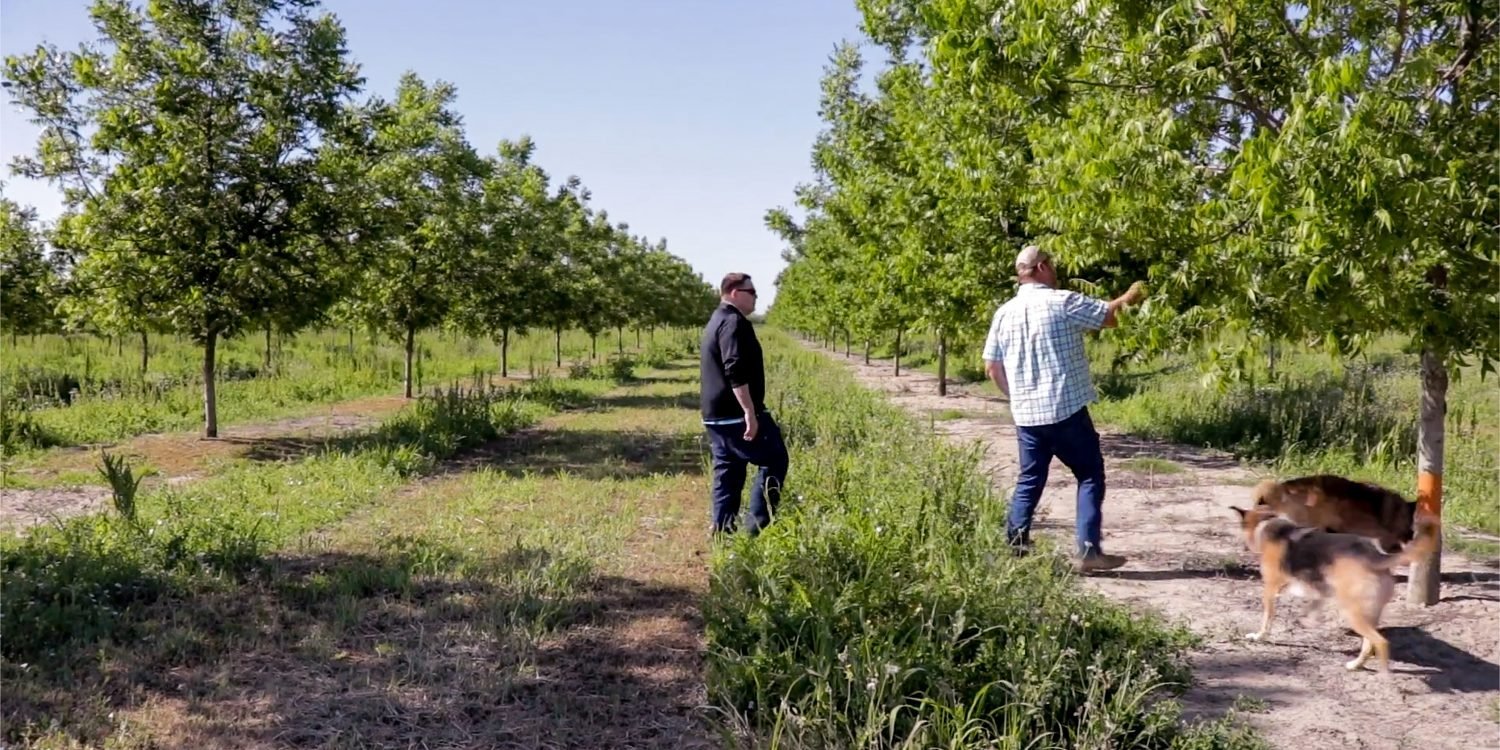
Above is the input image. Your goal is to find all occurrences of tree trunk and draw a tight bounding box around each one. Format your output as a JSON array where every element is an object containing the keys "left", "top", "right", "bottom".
[
  {"left": 555, "top": 327, "right": 562, "bottom": 368},
  {"left": 500, "top": 327, "right": 510, "bottom": 379},
  {"left": 894, "top": 330, "right": 903, "bottom": 377},
  {"left": 264, "top": 323, "right": 273, "bottom": 372},
  {"left": 937, "top": 330, "right": 948, "bottom": 397},
  {"left": 203, "top": 330, "right": 219, "bottom": 438},
  {"left": 591, "top": 333, "right": 598, "bottom": 360},
  {"left": 403, "top": 324, "right": 416, "bottom": 399},
  {"left": 116, "top": 335, "right": 123, "bottom": 356},
  {"left": 864, "top": 340, "right": 871, "bottom": 365},
  {"left": 348, "top": 328, "right": 355, "bottom": 361},
  {"left": 636, "top": 328, "right": 641, "bottom": 348},
  {"left": 617, "top": 326, "right": 624, "bottom": 355},
  {"left": 141, "top": 331, "right": 149, "bottom": 373},
  {"left": 1407, "top": 347, "right": 1447, "bottom": 606}
]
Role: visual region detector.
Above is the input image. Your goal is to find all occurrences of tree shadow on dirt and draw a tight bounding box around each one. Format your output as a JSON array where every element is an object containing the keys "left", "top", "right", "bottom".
[
  {"left": 1383, "top": 626, "right": 1500, "bottom": 693},
  {"left": 594, "top": 391, "right": 701, "bottom": 411},
  {"left": 3, "top": 548, "right": 713, "bottom": 749},
  {"left": 449, "top": 429, "right": 707, "bottom": 480}
]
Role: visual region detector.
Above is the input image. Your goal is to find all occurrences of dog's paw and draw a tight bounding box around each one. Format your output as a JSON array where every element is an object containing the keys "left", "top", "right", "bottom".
[
  {"left": 1244, "top": 632, "right": 1265, "bottom": 642},
  {"left": 1344, "top": 658, "right": 1366, "bottom": 671}
]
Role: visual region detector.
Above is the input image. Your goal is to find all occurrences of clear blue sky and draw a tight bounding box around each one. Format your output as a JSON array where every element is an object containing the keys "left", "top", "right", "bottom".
[{"left": 1, "top": 0, "right": 875, "bottom": 308}]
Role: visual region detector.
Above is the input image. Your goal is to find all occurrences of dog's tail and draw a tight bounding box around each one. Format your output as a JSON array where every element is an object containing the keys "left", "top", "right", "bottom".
[{"left": 1380, "top": 519, "right": 1441, "bottom": 568}]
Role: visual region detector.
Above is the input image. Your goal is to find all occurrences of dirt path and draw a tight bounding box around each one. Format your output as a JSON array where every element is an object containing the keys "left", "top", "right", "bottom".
[
  {"left": 0, "top": 393, "right": 412, "bottom": 533},
  {"left": 816, "top": 345, "right": 1500, "bottom": 750}
]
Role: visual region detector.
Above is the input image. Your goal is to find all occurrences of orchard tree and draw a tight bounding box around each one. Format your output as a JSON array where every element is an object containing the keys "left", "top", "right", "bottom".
[
  {"left": 915, "top": 0, "right": 1498, "bottom": 602},
  {"left": 451, "top": 137, "right": 557, "bottom": 377},
  {"left": 348, "top": 72, "right": 487, "bottom": 398},
  {"left": 0, "top": 193, "right": 60, "bottom": 342},
  {"left": 4, "top": 0, "right": 367, "bottom": 437}
]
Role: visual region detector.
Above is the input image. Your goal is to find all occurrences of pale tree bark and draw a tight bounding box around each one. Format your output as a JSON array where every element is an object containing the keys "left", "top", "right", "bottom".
[{"left": 1406, "top": 347, "right": 1447, "bottom": 606}]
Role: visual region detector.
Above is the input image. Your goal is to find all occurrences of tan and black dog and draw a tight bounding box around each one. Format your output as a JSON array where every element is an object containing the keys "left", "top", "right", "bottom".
[
  {"left": 1230, "top": 504, "right": 1438, "bottom": 673},
  {"left": 1252, "top": 474, "right": 1418, "bottom": 554}
]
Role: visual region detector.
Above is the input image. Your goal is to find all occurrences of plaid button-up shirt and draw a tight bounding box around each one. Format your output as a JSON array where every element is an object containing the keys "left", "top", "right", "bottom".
[{"left": 982, "top": 283, "right": 1108, "bottom": 427}]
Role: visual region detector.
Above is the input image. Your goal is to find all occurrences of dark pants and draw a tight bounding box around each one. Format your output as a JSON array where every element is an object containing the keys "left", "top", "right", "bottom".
[
  {"left": 705, "top": 412, "right": 789, "bottom": 535},
  {"left": 1006, "top": 406, "right": 1107, "bottom": 557}
]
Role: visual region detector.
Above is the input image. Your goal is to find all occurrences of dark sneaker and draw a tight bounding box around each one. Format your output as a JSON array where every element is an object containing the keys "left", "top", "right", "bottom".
[{"left": 1074, "top": 553, "right": 1127, "bottom": 573}]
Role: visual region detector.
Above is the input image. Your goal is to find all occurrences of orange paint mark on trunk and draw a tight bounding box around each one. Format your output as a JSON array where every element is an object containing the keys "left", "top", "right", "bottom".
[{"left": 1417, "top": 470, "right": 1442, "bottom": 521}]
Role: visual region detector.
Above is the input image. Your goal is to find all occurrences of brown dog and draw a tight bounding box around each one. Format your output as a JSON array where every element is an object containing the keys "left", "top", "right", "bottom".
[
  {"left": 1230, "top": 505, "right": 1438, "bottom": 673},
  {"left": 1252, "top": 474, "right": 1417, "bottom": 554}
]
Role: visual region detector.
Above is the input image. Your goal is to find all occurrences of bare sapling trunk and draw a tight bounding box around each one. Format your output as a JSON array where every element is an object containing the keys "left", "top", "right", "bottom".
[
  {"left": 264, "top": 322, "right": 273, "bottom": 372},
  {"left": 864, "top": 340, "right": 871, "bottom": 365},
  {"left": 500, "top": 327, "right": 510, "bottom": 379},
  {"left": 202, "top": 330, "right": 219, "bottom": 438},
  {"left": 937, "top": 330, "right": 948, "bottom": 397},
  {"left": 891, "top": 331, "right": 900, "bottom": 375},
  {"left": 1407, "top": 347, "right": 1447, "bottom": 606},
  {"left": 140, "top": 331, "right": 150, "bottom": 373},
  {"left": 555, "top": 327, "right": 562, "bottom": 368},
  {"left": 403, "top": 324, "right": 416, "bottom": 399}
]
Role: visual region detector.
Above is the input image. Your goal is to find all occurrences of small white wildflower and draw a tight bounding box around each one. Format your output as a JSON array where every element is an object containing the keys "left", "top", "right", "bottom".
[
  {"left": 884, "top": 663, "right": 900, "bottom": 676},
  {"left": 866, "top": 677, "right": 878, "bottom": 691}
]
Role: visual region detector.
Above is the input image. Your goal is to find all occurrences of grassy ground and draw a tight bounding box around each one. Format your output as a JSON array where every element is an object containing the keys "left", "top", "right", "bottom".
[
  {"left": 2, "top": 329, "right": 1269, "bottom": 749},
  {"left": 2, "top": 327, "right": 697, "bottom": 455},
  {"left": 871, "top": 332, "right": 1498, "bottom": 537},
  {"left": 1, "top": 361, "right": 711, "bottom": 748},
  {"left": 704, "top": 331, "right": 1263, "bottom": 749}
]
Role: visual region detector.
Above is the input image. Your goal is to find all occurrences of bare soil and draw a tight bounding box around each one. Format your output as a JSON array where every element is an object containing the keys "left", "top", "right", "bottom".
[{"left": 819, "top": 345, "right": 1500, "bottom": 750}]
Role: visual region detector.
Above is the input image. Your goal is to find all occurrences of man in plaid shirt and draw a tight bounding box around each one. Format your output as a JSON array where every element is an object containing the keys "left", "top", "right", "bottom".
[{"left": 983, "top": 245, "right": 1146, "bottom": 572}]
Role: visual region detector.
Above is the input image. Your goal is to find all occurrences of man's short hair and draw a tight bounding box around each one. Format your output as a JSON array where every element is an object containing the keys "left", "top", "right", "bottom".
[
  {"left": 720, "top": 272, "right": 752, "bottom": 296},
  {"left": 1015, "top": 245, "right": 1050, "bottom": 274}
]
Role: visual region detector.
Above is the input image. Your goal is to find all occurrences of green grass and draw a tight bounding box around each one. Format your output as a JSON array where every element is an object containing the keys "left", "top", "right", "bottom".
[
  {"left": 1119, "top": 457, "right": 1187, "bottom": 474},
  {"left": 868, "top": 331, "right": 1498, "bottom": 536},
  {"left": 703, "top": 330, "right": 1262, "bottom": 749},
  {"left": 1, "top": 326, "right": 701, "bottom": 454},
  {"left": 1, "top": 355, "right": 712, "bottom": 748}
]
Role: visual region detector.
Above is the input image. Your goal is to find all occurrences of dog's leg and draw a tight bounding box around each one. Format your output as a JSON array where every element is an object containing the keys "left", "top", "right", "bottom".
[
  {"left": 1340, "top": 596, "right": 1391, "bottom": 674},
  {"left": 1347, "top": 637, "right": 1376, "bottom": 671},
  {"left": 1246, "top": 581, "right": 1280, "bottom": 641}
]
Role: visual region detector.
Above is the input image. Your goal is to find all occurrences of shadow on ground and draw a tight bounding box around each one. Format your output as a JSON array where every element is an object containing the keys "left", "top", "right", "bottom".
[
  {"left": 452, "top": 429, "right": 707, "bottom": 480},
  {"left": 2, "top": 549, "right": 712, "bottom": 749}
]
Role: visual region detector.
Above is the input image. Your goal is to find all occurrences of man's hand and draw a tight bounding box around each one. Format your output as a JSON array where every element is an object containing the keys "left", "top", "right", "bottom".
[
  {"left": 1102, "top": 280, "right": 1149, "bottom": 328},
  {"left": 743, "top": 410, "right": 759, "bottom": 441}
]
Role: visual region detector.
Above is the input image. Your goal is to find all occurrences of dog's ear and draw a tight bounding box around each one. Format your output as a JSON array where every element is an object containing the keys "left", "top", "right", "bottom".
[{"left": 1230, "top": 506, "right": 1248, "bottom": 519}]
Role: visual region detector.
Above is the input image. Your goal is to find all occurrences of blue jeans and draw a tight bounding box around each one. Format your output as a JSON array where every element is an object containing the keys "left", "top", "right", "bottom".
[
  {"left": 705, "top": 412, "right": 789, "bottom": 535},
  {"left": 1006, "top": 406, "right": 1107, "bottom": 557}
]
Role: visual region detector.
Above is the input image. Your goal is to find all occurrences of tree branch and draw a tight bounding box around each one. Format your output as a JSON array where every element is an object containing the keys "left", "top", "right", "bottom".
[
  {"left": 1390, "top": 0, "right": 1409, "bottom": 74},
  {"left": 1427, "top": 15, "right": 1497, "bottom": 100},
  {"left": 1279, "top": 9, "right": 1316, "bottom": 61}
]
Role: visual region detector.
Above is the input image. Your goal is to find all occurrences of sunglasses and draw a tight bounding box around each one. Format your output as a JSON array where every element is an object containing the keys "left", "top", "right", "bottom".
[{"left": 736, "top": 287, "right": 758, "bottom": 297}]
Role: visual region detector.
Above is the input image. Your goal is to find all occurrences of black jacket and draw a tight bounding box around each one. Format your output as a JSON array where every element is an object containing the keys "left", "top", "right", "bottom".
[{"left": 700, "top": 302, "right": 765, "bottom": 420}]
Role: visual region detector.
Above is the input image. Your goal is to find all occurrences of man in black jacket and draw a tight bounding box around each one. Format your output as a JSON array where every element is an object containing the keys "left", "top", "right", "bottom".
[{"left": 700, "top": 272, "right": 789, "bottom": 536}]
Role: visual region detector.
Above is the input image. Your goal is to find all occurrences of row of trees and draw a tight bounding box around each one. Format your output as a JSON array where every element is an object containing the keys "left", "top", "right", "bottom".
[
  {"left": 1, "top": 0, "right": 717, "bottom": 433},
  {"left": 766, "top": 0, "right": 1496, "bottom": 604}
]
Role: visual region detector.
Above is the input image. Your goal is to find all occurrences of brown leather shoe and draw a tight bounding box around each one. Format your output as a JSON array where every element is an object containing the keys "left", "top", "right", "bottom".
[{"left": 1074, "top": 553, "right": 1126, "bottom": 573}]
